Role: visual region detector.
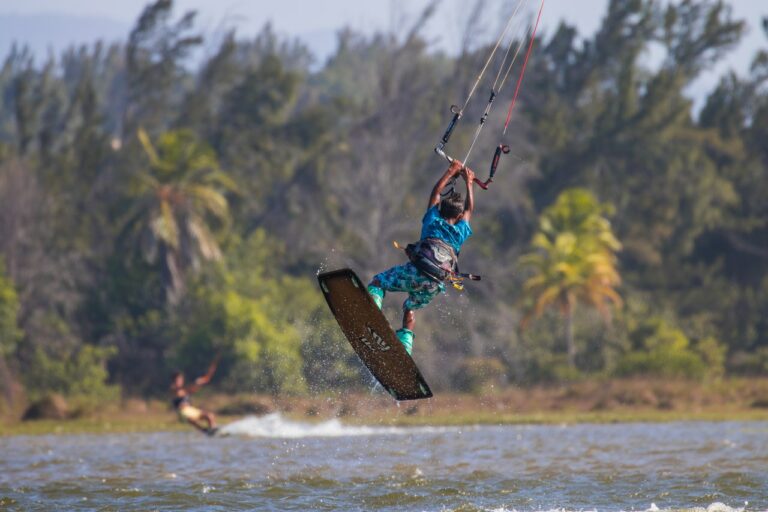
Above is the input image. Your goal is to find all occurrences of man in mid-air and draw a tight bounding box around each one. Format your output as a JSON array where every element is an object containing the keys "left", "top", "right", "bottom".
[
  {"left": 367, "top": 159, "right": 476, "bottom": 355},
  {"left": 170, "top": 355, "right": 219, "bottom": 436}
]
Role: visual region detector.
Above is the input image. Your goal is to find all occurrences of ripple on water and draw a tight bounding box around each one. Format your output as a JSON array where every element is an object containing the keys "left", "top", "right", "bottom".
[
  {"left": 362, "top": 490, "right": 427, "bottom": 508},
  {"left": 1, "top": 422, "right": 766, "bottom": 511}
]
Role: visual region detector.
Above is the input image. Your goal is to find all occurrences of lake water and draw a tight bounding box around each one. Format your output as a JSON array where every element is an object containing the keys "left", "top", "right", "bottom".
[{"left": 1, "top": 415, "right": 766, "bottom": 511}]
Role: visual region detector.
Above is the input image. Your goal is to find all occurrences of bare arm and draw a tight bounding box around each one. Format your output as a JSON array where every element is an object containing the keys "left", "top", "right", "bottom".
[
  {"left": 428, "top": 160, "right": 464, "bottom": 208},
  {"left": 189, "top": 354, "right": 220, "bottom": 391},
  {"left": 461, "top": 167, "right": 476, "bottom": 223}
]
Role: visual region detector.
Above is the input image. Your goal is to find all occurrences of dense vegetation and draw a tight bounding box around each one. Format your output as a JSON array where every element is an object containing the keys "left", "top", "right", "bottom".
[{"left": 0, "top": 0, "right": 766, "bottom": 411}]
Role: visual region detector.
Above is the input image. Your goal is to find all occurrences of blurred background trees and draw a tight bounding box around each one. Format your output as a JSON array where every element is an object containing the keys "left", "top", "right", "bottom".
[{"left": 0, "top": 0, "right": 765, "bottom": 410}]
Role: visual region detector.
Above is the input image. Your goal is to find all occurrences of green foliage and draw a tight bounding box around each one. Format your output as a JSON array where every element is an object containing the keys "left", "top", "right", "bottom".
[
  {"left": 522, "top": 189, "right": 622, "bottom": 318},
  {"left": 521, "top": 188, "right": 622, "bottom": 367},
  {"left": 24, "top": 345, "right": 120, "bottom": 411},
  {"left": 174, "top": 230, "right": 355, "bottom": 394},
  {"left": 614, "top": 319, "right": 725, "bottom": 379},
  {"left": 695, "top": 336, "right": 727, "bottom": 377},
  {"left": 537, "top": 188, "right": 620, "bottom": 253},
  {"left": 0, "top": 260, "right": 21, "bottom": 357}
]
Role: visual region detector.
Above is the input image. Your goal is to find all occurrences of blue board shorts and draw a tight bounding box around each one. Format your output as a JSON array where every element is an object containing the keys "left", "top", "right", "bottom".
[{"left": 371, "top": 262, "right": 446, "bottom": 310}]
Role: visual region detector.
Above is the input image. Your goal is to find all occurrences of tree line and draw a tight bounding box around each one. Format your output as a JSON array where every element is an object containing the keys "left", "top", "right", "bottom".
[{"left": 0, "top": 0, "right": 766, "bottom": 411}]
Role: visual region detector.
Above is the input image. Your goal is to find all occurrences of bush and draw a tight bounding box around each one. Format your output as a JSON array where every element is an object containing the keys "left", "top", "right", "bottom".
[
  {"left": 24, "top": 345, "right": 120, "bottom": 414},
  {"left": 613, "top": 319, "right": 724, "bottom": 379},
  {"left": 614, "top": 350, "right": 706, "bottom": 379},
  {"left": 695, "top": 336, "right": 726, "bottom": 377}
]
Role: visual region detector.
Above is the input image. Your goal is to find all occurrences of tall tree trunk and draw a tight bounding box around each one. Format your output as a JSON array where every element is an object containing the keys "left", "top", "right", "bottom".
[{"left": 565, "top": 303, "right": 576, "bottom": 368}]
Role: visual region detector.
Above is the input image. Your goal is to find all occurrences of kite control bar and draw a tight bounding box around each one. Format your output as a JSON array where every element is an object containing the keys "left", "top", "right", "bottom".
[
  {"left": 434, "top": 143, "right": 454, "bottom": 164},
  {"left": 434, "top": 144, "right": 510, "bottom": 190}
]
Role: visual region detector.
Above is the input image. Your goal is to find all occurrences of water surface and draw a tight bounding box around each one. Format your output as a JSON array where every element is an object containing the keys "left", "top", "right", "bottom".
[{"left": 1, "top": 415, "right": 766, "bottom": 511}]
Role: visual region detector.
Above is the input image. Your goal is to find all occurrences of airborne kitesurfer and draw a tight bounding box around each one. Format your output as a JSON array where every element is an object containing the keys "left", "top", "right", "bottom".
[{"left": 367, "top": 160, "right": 476, "bottom": 355}]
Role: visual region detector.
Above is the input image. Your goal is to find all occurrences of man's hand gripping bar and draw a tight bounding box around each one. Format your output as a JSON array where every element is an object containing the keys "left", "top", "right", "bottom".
[{"left": 434, "top": 144, "right": 510, "bottom": 190}]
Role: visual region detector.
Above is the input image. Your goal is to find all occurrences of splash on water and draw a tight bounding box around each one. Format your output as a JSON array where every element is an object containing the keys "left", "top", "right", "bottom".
[
  {"left": 645, "top": 504, "right": 745, "bottom": 512},
  {"left": 218, "top": 412, "right": 452, "bottom": 439},
  {"left": 483, "top": 504, "right": 745, "bottom": 512}
]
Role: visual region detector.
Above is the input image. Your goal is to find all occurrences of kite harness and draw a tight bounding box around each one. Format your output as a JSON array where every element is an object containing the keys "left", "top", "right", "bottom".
[{"left": 394, "top": 239, "right": 481, "bottom": 291}]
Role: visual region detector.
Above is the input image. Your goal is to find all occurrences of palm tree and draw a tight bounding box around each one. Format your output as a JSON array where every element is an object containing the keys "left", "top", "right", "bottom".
[
  {"left": 520, "top": 189, "right": 622, "bottom": 368},
  {"left": 125, "top": 128, "right": 236, "bottom": 304}
]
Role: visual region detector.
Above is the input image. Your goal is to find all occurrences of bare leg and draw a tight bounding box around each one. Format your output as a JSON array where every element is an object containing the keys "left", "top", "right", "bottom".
[
  {"left": 396, "top": 309, "right": 416, "bottom": 355},
  {"left": 201, "top": 411, "right": 217, "bottom": 429},
  {"left": 187, "top": 411, "right": 216, "bottom": 434},
  {"left": 187, "top": 418, "right": 210, "bottom": 433},
  {"left": 403, "top": 309, "right": 415, "bottom": 331}
]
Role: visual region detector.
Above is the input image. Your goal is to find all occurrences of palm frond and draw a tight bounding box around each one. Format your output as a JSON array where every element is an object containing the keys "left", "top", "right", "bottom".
[{"left": 137, "top": 128, "right": 161, "bottom": 166}]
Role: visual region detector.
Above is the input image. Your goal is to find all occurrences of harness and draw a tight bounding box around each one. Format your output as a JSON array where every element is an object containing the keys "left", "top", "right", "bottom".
[
  {"left": 172, "top": 395, "right": 190, "bottom": 409},
  {"left": 396, "top": 238, "right": 481, "bottom": 290}
]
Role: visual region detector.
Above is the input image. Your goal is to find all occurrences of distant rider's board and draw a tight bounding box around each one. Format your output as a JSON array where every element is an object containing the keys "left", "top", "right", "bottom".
[{"left": 318, "top": 269, "right": 433, "bottom": 401}]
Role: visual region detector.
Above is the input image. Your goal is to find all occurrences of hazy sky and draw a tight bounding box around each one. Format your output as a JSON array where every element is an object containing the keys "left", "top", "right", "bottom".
[{"left": 0, "top": 0, "right": 765, "bottom": 103}]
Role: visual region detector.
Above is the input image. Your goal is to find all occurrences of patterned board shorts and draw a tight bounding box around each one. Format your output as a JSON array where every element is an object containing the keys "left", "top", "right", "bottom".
[{"left": 371, "top": 262, "right": 446, "bottom": 310}]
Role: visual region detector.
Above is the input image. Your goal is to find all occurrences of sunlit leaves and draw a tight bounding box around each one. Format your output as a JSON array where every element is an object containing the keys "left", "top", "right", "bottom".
[{"left": 521, "top": 189, "right": 622, "bottom": 367}]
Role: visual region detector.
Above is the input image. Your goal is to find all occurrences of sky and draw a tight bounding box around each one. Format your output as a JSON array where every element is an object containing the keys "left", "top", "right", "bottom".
[{"left": 0, "top": 0, "right": 765, "bottom": 104}]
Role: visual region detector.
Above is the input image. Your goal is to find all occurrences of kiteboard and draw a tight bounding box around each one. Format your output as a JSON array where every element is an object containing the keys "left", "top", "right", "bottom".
[{"left": 318, "top": 269, "right": 433, "bottom": 401}]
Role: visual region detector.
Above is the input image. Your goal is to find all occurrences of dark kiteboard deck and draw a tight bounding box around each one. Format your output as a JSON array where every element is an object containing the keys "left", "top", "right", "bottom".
[{"left": 318, "top": 269, "right": 433, "bottom": 401}]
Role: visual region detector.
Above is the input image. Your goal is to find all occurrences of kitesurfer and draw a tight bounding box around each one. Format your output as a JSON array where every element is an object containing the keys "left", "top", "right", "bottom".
[
  {"left": 367, "top": 160, "right": 476, "bottom": 355},
  {"left": 170, "top": 355, "right": 219, "bottom": 436}
]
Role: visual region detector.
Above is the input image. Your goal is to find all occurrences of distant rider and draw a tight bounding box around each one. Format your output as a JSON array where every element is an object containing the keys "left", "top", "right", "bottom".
[
  {"left": 367, "top": 160, "right": 476, "bottom": 355},
  {"left": 170, "top": 355, "right": 219, "bottom": 436}
]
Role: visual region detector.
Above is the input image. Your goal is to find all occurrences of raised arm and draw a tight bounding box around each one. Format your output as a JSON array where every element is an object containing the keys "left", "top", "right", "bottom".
[
  {"left": 461, "top": 167, "right": 476, "bottom": 222},
  {"left": 428, "top": 160, "right": 464, "bottom": 208},
  {"left": 189, "top": 354, "right": 220, "bottom": 391}
]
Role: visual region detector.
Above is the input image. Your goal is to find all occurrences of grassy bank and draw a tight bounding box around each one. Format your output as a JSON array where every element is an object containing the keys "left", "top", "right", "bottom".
[{"left": 3, "top": 378, "right": 768, "bottom": 436}]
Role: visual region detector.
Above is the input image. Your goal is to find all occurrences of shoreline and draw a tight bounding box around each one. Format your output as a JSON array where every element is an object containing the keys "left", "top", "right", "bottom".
[
  {"left": 3, "top": 377, "right": 768, "bottom": 436},
  {"left": 3, "top": 409, "right": 768, "bottom": 437}
]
